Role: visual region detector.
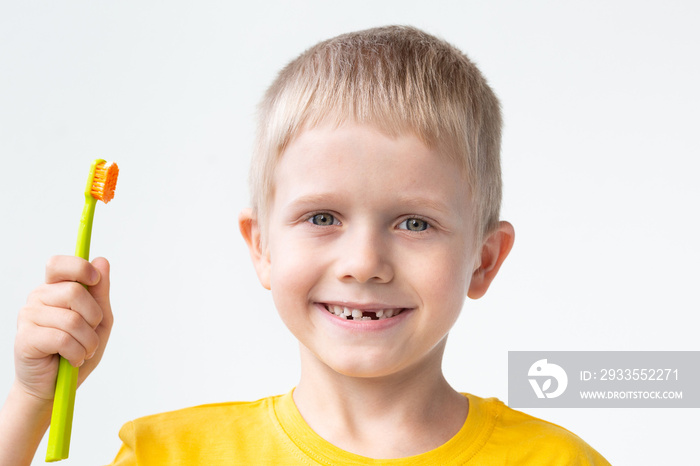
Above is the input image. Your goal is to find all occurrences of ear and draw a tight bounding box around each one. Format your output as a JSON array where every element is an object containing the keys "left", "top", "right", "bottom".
[
  {"left": 239, "top": 208, "right": 271, "bottom": 290},
  {"left": 468, "top": 221, "right": 515, "bottom": 299}
]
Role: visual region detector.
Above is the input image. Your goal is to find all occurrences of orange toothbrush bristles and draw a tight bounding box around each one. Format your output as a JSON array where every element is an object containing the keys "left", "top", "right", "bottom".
[{"left": 90, "top": 161, "right": 119, "bottom": 203}]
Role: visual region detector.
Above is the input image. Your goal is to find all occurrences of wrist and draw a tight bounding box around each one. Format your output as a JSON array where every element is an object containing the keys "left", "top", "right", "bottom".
[{"left": 9, "top": 379, "right": 54, "bottom": 410}]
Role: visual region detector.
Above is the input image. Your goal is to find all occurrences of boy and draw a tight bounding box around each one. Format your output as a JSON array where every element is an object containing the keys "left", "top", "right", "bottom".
[{"left": 0, "top": 26, "right": 610, "bottom": 464}]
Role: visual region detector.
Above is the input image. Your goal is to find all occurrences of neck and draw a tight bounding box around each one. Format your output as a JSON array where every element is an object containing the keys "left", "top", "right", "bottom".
[{"left": 292, "top": 339, "right": 468, "bottom": 459}]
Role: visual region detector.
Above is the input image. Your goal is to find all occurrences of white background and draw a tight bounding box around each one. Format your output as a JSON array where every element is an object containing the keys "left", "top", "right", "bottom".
[{"left": 1, "top": 1, "right": 698, "bottom": 464}]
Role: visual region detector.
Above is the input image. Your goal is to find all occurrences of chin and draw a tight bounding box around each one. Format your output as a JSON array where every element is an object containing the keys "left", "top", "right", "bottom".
[{"left": 318, "top": 351, "right": 409, "bottom": 379}]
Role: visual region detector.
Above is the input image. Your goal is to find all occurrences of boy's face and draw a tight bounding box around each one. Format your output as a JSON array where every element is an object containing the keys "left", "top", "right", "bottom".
[{"left": 245, "top": 122, "right": 489, "bottom": 379}]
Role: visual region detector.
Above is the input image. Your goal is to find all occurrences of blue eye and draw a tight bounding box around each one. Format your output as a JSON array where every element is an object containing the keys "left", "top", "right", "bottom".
[
  {"left": 309, "top": 213, "right": 337, "bottom": 226},
  {"left": 399, "top": 218, "right": 429, "bottom": 232}
]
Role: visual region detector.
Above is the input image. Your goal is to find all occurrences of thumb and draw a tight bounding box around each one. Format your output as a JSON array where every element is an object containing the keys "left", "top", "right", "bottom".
[
  {"left": 89, "top": 257, "right": 113, "bottom": 330},
  {"left": 78, "top": 257, "right": 113, "bottom": 386}
]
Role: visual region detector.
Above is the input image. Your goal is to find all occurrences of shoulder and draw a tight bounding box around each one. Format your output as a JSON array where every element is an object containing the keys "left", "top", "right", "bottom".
[
  {"left": 110, "top": 394, "right": 289, "bottom": 465},
  {"left": 466, "top": 394, "right": 611, "bottom": 465},
  {"left": 123, "top": 394, "right": 279, "bottom": 438}
]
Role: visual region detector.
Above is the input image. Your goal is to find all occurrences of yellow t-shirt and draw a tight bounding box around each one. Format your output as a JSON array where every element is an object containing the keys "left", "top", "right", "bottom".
[{"left": 107, "top": 390, "right": 610, "bottom": 465}]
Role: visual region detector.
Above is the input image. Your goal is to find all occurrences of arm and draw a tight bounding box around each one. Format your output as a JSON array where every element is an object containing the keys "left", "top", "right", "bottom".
[
  {"left": 0, "top": 383, "right": 53, "bottom": 466},
  {"left": 0, "top": 256, "right": 113, "bottom": 466}
]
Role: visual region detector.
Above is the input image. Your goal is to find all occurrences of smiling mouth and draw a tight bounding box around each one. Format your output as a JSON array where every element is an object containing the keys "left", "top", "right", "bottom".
[{"left": 322, "top": 304, "right": 406, "bottom": 321}]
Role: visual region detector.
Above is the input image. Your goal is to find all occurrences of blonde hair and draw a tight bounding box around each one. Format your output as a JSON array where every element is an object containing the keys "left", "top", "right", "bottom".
[{"left": 250, "top": 25, "right": 502, "bottom": 246}]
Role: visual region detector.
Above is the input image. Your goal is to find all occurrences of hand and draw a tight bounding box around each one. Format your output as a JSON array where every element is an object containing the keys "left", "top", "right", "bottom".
[{"left": 14, "top": 256, "right": 114, "bottom": 401}]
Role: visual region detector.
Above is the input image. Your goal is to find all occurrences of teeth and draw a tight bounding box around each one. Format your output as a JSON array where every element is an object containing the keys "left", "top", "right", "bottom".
[{"left": 325, "top": 305, "right": 403, "bottom": 321}]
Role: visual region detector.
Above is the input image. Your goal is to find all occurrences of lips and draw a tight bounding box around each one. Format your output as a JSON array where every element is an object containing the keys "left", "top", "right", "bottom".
[{"left": 321, "top": 303, "right": 406, "bottom": 321}]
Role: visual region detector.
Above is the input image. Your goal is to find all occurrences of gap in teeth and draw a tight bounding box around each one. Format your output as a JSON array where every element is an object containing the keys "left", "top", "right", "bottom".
[{"left": 324, "top": 305, "right": 402, "bottom": 320}]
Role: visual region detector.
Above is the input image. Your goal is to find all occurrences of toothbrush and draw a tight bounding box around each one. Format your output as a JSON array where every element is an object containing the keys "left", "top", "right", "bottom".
[{"left": 46, "top": 159, "right": 119, "bottom": 462}]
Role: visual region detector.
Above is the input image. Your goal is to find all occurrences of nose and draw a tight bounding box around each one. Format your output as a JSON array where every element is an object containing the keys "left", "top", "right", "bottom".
[{"left": 336, "top": 225, "right": 394, "bottom": 284}]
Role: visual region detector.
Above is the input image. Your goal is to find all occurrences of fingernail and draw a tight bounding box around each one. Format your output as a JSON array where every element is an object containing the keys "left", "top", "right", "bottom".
[{"left": 86, "top": 351, "right": 96, "bottom": 360}]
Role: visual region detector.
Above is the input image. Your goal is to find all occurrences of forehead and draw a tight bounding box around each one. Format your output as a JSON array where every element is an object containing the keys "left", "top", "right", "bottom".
[{"left": 271, "top": 122, "right": 473, "bottom": 216}]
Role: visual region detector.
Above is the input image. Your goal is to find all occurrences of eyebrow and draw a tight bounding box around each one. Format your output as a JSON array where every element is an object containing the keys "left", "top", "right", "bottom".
[
  {"left": 393, "top": 195, "right": 452, "bottom": 215},
  {"left": 282, "top": 193, "right": 343, "bottom": 211},
  {"left": 283, "top": 193, "right": 453, "bottom": 215}
]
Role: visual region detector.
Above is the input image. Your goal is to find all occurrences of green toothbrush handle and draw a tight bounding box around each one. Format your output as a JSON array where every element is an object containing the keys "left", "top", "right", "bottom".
[
  {"left": 46, "top": 359, "right": 79, "bottom": 462},
  {"left": 46, "top": 195, "right": 96, "bottom": 462}
]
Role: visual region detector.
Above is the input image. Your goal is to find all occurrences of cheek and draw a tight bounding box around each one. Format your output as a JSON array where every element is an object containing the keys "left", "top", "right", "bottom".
[
  {"left": 416, "top": 248, "right": 472, "bottom": 313},
  {"left": 268, "top": 239, "right": 325, "bottom": 320}
]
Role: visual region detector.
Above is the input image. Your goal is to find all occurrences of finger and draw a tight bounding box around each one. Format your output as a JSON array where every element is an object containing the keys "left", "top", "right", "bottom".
[
  {"left": 19, "top": 306, "right": 100, "bottom": 362},
  {"left": 45, "top": 255, "right": 100, "bottom": 287},
  {"left": 18, "top": 321, "right": 93, "bottom": 368},
  {"left": 27, "top": 281, "right": 104, "bottom": 330}
]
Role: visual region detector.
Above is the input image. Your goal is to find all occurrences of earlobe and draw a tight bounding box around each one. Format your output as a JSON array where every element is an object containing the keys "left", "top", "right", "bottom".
[
  {"left": 238, "top": 208, "right": 271, "bottom": 290},
  {"left": 467, "top": 221, "right": 515, "bottom": 299}
]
